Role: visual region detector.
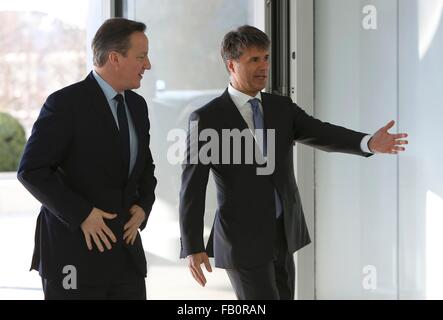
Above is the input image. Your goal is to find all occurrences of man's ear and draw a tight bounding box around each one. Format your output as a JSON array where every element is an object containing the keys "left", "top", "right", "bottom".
[
  {"left": 227, "top": 59, "right": 236, "bottom": 74},
  {"left": 108, "top": 51, "right": 120, "bottom": 67}
]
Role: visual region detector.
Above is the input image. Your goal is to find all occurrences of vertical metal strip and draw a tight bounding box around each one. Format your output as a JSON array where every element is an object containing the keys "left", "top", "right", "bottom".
[{"left": 396, "top": 0, "right": 401, "bottom": 300}]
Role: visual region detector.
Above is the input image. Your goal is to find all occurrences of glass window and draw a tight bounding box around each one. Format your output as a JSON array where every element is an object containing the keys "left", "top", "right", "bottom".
[
  {"left": 314, "top": 0, "right": 398, "bottom": 299},
  {"left": 129, "top": 0, "right": 263, "bottom": 299},
  {"left": 0, "top": 0, "right": 102, "bottom": 299},
  {"left": 0, "top": 0, "right": 89, "bottom": 135}
]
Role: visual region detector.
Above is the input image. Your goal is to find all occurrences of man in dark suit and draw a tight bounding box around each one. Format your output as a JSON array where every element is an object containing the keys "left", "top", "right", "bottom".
[
  {"left": 179, "top": 25, "right": 408, "bottom": 300},
  {"left": 17, "top": 18, "right": 156, "bottom": 299}
]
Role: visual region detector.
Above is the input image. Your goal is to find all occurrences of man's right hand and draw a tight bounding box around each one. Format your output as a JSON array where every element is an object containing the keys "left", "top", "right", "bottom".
[
  {"left": 80, "top": 207, "right": 117, "bottom": 252},
  {"left": 187, "top": 252, "right": 213, "bottom": 287}
]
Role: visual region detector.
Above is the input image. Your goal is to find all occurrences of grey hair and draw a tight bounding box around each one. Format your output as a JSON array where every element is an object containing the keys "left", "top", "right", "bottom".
[
  {"left": 92, "top": 18, "right": 146, "bottom": 67},
  {"left": 220, "top": 25, "right": 270, "bottom": 68}
]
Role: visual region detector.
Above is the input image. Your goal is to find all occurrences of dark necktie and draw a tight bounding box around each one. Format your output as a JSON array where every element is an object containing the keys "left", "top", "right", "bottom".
[
  {"left": 249, "top": 98, "right": 282, "bottom": 218},
  {"left": 114, "top": 94, "right": 130, "bottom": 180}
]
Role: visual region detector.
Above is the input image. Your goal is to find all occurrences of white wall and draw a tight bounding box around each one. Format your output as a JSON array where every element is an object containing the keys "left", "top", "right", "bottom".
[
  {"left": 399, "top": 0, "right": 443, "bottom": 300},
  {"left": 308, "top": 0, "right": 443, "bottom": 299},
  {"left": 314, "top": 0, "right": 398, "bottom": 299}
]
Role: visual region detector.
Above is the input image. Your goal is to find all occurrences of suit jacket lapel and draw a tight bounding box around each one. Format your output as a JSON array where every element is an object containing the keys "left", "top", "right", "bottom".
[
  {"left": 261, "top": 92, "right": 277, "bottom": 131},
  {"left": 84, "top": 72, "right": 123, "bottom": 179},
  {"left": 219, "top": 89, "right": 249, "bottom": 131},
  {"left": 219, "top": 89, "right": 277, "bottom": 132},
  {"left": 125, "top": 92, "right": 143, "bottom": 183},
  {"left": 260, "top": 92, "right": 281, "bottom": 179},
  {"left": 85, "top": 72, "right": 120, "bottom": 140},
  {"left": 219, "top": 88, "right": 271, "bottom": 166}
]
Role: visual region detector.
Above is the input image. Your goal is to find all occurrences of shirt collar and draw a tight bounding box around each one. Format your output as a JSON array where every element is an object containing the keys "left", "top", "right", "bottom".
[
  {"left": 228, "top": 83, "right": 261, "bottom": 109},
  {"left": 92, "top": 70, "right": 125, "bottom": 103}
]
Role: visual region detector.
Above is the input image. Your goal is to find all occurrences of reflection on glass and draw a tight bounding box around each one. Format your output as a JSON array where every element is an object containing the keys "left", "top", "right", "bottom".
[
  {"left": 133, "top": 0, "right": 259, "bottom": 299},
  {"left": 0, "top": 0, "right": 90, "bottom": 299},
  {"left": 0, "top": 0, "right": 88, "bottom": 136}
]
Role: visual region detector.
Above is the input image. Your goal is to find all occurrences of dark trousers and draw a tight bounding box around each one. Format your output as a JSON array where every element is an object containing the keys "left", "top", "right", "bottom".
[
  {"left": 41, "top": 277, "right": 146, "bottom": 300},
  {"left": 226, "top": 217, "right": 295, "bottom": 300}
]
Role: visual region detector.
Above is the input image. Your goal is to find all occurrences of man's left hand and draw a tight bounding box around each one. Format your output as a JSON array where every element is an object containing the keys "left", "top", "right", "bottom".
[
  {"left": 123, "top": 204, "right": 146, "bottom": 245},
  {"left": 368, "top": 120, "right": 409, "bottom": 154}
]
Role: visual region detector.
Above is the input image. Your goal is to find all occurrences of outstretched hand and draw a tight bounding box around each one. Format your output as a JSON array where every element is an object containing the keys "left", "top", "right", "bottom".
[{"left": 368, "top": 120, "right": 408, "bottom": 154}]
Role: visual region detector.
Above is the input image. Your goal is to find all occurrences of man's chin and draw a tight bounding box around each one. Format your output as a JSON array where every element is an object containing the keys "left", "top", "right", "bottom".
[{"left": 255, "top": 84, "right": 267, "bottom": 92}]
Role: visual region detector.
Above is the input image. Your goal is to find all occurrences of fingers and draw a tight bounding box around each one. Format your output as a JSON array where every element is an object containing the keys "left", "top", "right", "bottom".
[
  {"left": 123, "top": 223, "right": 139, "bottom": 245},
  {"left": 395, "top": 139, "right": 408, "bottom": 145},
  {"left": 125, "top": 207, "right": 145, "bottom": 231},
  {"left": 203, "top": 258, "right": 213, "bottom": 273},
  {"left": 124, "top": 207, "right": 145, "bottom": 244},
  {"left": 384, "top": 146, "right": 405, "bottom": 154},
  {"left": 84, "top": 232, "right": 92, "bottom": 251},
  {"left": 188, "top": 254, "right": 209, "bottom": 287},
  {"left": 123, "top": 228, "right": 136, "bottom": 244},
  {"left": 123, "top": 217, "right": 139, "bottom": 245},
  {"left": 102, "top": 212, "right": 117, "bottom": 220},
  {"left": 123, "top": 228, "right": 131, "bottom": 240},
  {"left": 393, "top": 133, "right": 408, "bottom": 139},
  {"left": 383, "top": 120, "right": 395, "bottom": 131},
  {"left": 98, "top": 230, "right": 112, "bottom": 250},
  {"left": 83, "top": 208, "right": 144, "bottom": 251},
  {"left": 91, "top": 233, "right": 105, "bottom": 253},
  {"left": 190, "top": 268, "right": 206, "bottom": 287},
  {"left": 81, "top": 209, "right": 119, "bottom": 252},
  {"left": 189, "top": 264, "right": 207, "bottom": 287},
  {"left": 124, "top": 219, "right": 137, "bottom": 231},
  {"left": 83, "top": 226, "right": 114, "bottom": 252},
  {"left": 102, "top": 225, "right": 117, "bottom": 243},
  {"left": 391, "top": 137, "right": 408, "bottom": 153}
]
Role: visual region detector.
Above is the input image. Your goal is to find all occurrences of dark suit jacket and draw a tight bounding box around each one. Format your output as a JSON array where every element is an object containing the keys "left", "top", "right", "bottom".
[
  {"left": 17, "top": 72, "right": 157, "bottom": 284},
  {"left": 179, "top": 89, "right": 371, "bottom": 269}
]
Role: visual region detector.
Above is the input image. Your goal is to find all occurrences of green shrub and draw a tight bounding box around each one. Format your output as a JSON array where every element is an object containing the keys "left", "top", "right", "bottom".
[{"left": 0, "top": 112, "right": 26, "bottom": 172}]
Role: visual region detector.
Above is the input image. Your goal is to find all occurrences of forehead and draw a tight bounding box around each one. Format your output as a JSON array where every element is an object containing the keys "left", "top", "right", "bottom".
[
  {"left": 129, "top": 32, "right": 148, "bottom": 49},
  {"left": 240, "top": 46, "right": 269, "bottom": 58}
]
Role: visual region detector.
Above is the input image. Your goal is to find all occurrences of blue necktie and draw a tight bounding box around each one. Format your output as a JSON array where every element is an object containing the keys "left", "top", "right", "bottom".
[
  {"left": 249, "top": 98, "right": 282, "bottom": 219},
  {"left": 114, "top": 94, "right": 130, "bottom": 181}
]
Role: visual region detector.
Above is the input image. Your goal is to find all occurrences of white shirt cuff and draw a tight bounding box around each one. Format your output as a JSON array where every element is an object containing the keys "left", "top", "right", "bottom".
[{"left": 360, "top": 134, "right": 373, "bottom": 154}]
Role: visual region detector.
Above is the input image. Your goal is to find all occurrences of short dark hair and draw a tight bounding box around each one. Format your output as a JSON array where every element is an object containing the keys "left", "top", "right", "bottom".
[
  {"left": 92, "top": 18, "right": 146, "bottom": 67},
  {"left": 220, "top": 25, "right": 270, "bottom": 67}
]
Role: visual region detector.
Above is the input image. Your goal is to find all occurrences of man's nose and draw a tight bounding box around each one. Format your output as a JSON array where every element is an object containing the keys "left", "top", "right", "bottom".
[{"left": 145, "top": 57, "right": 151, "bottom": 70}]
